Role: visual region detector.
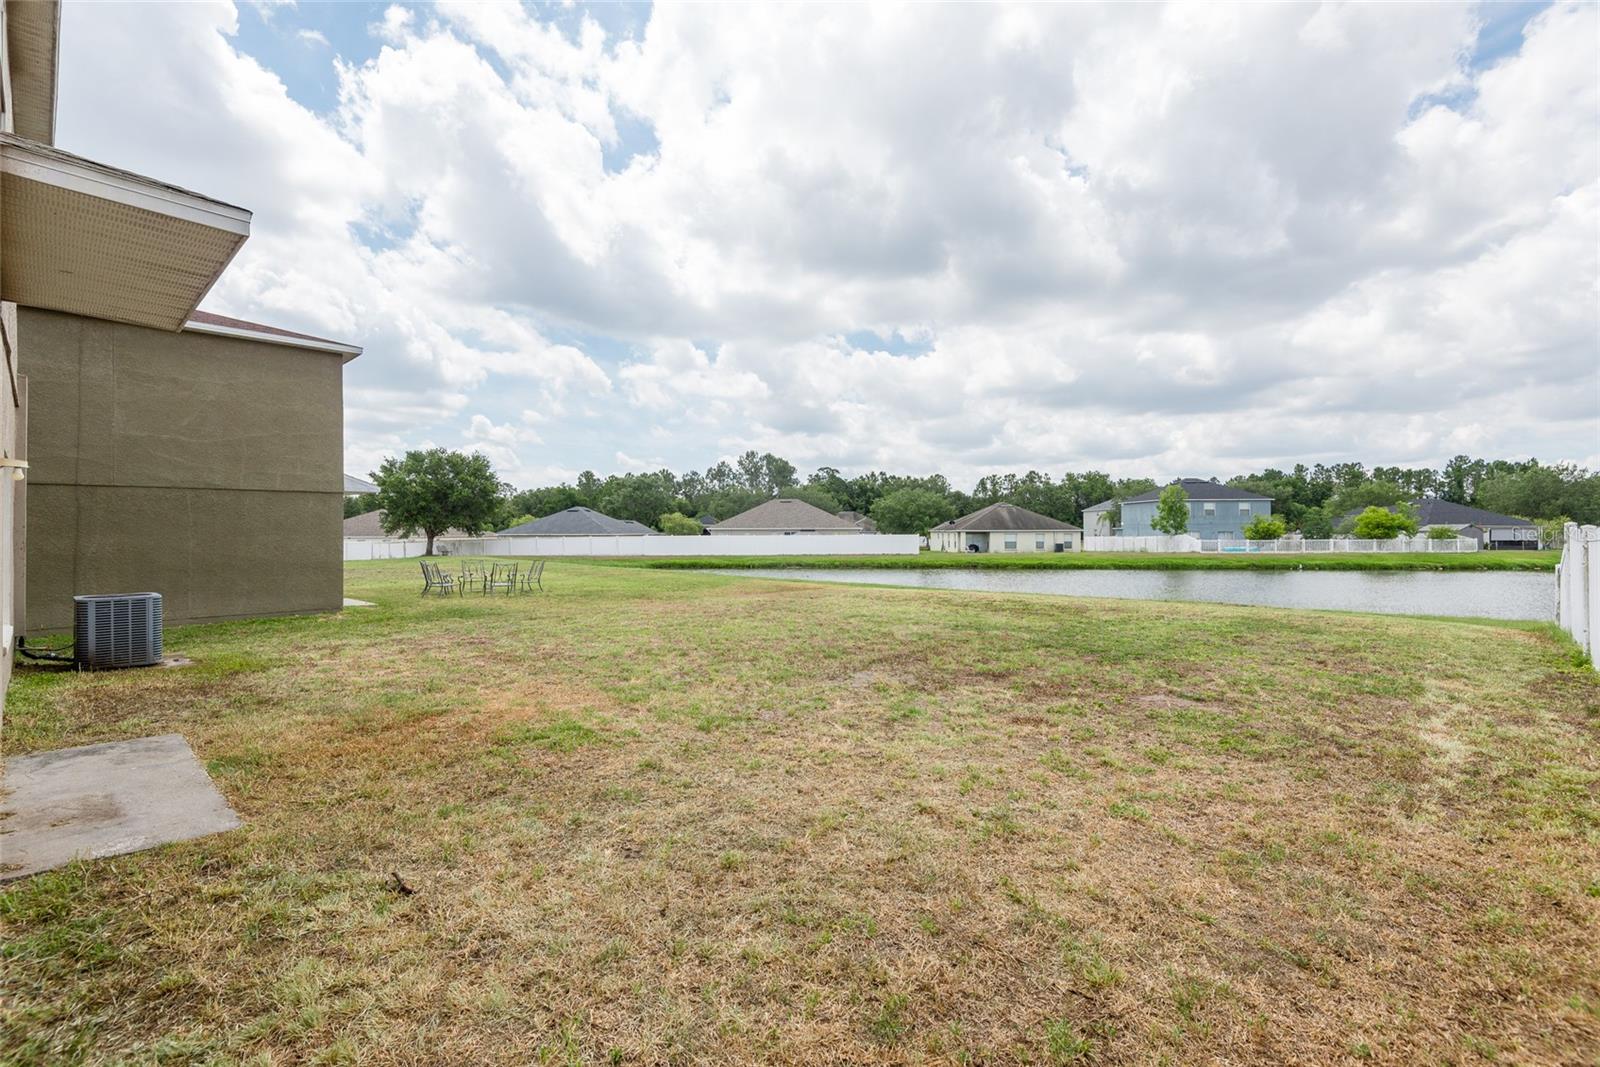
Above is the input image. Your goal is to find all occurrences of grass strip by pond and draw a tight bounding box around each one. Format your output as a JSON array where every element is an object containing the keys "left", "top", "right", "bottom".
[{"left": 600, "top": 549, "right": 1559, "bottom": 572}]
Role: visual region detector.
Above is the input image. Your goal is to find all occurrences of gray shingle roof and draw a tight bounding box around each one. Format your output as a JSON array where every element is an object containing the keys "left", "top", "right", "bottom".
[
  {"left": 344, "top": 473, "right": 378, "bottom": 495},
  {"left": 499, "top": 507, "right": 655, "bottom": 536},
  {"left": 343, "top": 510, "right": 483, "bottom": 538},
  {"left": 1123, "top": 479, "right": 1272, "bottom": 504},
  {"left": 713, "top": 498, "right": 859, "bottom": 531},
  {"left": 933, "top": 502, "right": 1082, "bottom": 533},
  {"left": 1340, "top": 499, "right": 1536, "bottom": 529}
]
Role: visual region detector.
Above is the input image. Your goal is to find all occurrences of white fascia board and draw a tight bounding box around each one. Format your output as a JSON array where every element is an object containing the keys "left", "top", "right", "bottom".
[
  {"left": 182, "top": 318, "right": 363, "bottom": 361},
  {"left": 0, "top": 135, "right": 251, "bottom": 234}
]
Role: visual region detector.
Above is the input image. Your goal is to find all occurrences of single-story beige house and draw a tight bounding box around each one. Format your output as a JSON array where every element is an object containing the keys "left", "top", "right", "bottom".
[
  {"left": 710, "top": 498, "right": 861, "bottom": 535},
  {"left": 929, "top": 503, "right": 1082, "bottom": 553}
]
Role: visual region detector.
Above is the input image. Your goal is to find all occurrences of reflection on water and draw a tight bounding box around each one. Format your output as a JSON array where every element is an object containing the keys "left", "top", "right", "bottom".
[{"left": 709, "top": 567, "right": 1555, "bottom": 621}]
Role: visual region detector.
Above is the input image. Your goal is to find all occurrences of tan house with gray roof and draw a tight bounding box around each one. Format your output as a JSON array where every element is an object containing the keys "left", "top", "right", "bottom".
[{"left": 929, "top": 503, "right": 1082, "bottom": 553}]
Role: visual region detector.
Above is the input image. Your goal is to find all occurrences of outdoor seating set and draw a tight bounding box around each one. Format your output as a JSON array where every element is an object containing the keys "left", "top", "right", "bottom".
[{"left": 420, "top": 559, "right": 544, "bottom": 596}]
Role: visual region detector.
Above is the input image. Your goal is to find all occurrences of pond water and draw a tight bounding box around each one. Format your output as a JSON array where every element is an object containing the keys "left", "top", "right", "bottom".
[{"left": 709, "top": 567, "right": 1556, "bottom": 621}]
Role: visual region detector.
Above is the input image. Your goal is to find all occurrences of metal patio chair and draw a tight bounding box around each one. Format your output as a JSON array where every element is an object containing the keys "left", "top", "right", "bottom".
[
  {"left": 420, "top": 560, "right": 457, "bottom": 596},
  {"left": 485, "top": 561, "right": 519, "bottom": 595},
  {"left": 518, "top": 559, "right": 546, "bottom": 593},
  {"left": 459, "top": 561, "right": 487, "bottom": 594}
]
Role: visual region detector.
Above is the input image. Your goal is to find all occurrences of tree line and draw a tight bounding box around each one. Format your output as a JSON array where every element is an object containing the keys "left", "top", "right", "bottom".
[{"left": 348, "top": 449, "right": 1600, "bottom": 549}]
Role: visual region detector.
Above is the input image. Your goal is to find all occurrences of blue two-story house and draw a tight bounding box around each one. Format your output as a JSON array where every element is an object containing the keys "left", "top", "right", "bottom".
[{"left": 1113, "top": 479, "right": 1274, "bottom": 538}]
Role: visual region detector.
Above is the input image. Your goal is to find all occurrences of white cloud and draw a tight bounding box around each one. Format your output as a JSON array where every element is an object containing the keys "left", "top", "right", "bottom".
[{"left": 55, "top": 1, "right": 1600, "bottom": 489}]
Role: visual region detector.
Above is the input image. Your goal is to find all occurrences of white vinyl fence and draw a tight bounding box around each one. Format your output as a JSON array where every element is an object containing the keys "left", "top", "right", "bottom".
[
  {"left": 344, "top": 533, "right": 918, "bottom": 562},
  {"left": 1084, "top": 535, "right": 1202, "bottom": 553},
  {"left": 1557, "top": 523, "right": 1600, "bottom": 667},
  {"left": 1083, "top": 534, "right": 1479, "bottom": 554}
]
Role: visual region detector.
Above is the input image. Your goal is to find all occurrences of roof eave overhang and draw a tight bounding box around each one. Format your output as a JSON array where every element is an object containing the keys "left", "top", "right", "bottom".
[
  {"left": 6, "top": 1, "right": 61, "bottom": 144},
  {"left": 182, "top": 318, "right": 363, "bottom": 362},
  {"left": 0, "top": 133, "right": 251, "bottom": 331}
]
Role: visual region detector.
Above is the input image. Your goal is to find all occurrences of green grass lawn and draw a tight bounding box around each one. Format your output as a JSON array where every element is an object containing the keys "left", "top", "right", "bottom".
[
  {"left": 3, "top": 559, "right": 1597, "bottom": 1065},
  {"left": 607, "top": 549, "right": 1560, "bottom": 572}
]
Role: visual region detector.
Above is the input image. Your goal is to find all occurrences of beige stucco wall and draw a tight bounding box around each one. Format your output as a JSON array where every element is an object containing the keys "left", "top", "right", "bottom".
[
  {"left": 20, "top": 307, "right": 345, "bottom": 632},
  {"left": 1, "top": 9, "right": 17, "bottom": 714},
  {"left": 931, "top": 529, "right": 1081, "bottom": 553}
]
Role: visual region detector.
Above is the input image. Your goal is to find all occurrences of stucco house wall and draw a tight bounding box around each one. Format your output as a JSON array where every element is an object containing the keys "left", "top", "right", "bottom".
[
  {"left": 21, "top": 307, "right": 347, "bottom": 632},
  {"left": 1120, "top": 497, "right": 1272, "bottom": 539},
  {"left": 929, "top": 528, "right": 1081, "bottom": 553}
]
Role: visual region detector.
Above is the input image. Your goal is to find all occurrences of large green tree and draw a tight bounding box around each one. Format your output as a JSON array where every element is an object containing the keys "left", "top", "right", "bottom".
[
  {"left": 374, "top": 449, "right": 507, "bottom": 555},
  {"left": 1478, "top": 462, "right": 1600, "bottom": 524},
  {"left": 871, "top": 487, "right": 956, "bottom": 536},
  {"left": 596, "top": 473, "right": 677, "bottom": 529},
  {"left": 1151, "top": 485, "right": 1190, "bottom": 535}
]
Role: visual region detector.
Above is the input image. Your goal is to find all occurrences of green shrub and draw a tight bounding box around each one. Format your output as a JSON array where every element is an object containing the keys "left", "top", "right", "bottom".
[
  {"left": 1352, "top": 505, "right": 1419, "bottom": 539},
  {"left": 1242, "top": 515, "right": 1288, "bottom": 540},
  {"left": 658, "top": 512, "right": 704, "bottom": 536}
]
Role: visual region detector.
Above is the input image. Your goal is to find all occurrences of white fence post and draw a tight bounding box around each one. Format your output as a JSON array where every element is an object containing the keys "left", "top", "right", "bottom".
[{"left": 1558, "top": 522, "right": 1598, "bottom": 668}]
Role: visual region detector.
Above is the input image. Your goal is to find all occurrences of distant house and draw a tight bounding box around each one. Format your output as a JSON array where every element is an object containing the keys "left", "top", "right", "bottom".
[
  {"left": 498, "top": 506, "right": 655, "bottom": 537},
  {"left": 929, "top": 503, "right": 1082, "bottom": 553},
  {"left": 1117, "top": 479, "right": 1273, "bottom": 538},
  {"left": 709, "top": 498, "right": 861, "bottom": 535},
  {"left": 1081, "top": 500, "right": 1117, "bottom": 536},
  {"left": 343, "top": 510, "right": 488, "bottom": 541},
  {"left": 837, "top": 510, "right": 879, "bottom": 533},
  {"left": 344, "top": 473, "right": 378, "bottom": 497},
  {"left": 1341, "top": 499, "right": 1541, "bottom": 549}
]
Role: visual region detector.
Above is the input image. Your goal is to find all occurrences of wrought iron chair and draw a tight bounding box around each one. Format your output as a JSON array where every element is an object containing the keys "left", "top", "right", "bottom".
[
  {"left": 518, "top": 559, "right": 546, "bottom": 593},
  {"left": 485, "top": 561, "right": 519, "bottom": 595},
  {"left": 420, "top": 560, "right": 457, "bottom": 596},
  {"left": 459, "top": 561, "right": 486, "bottom": 594}
]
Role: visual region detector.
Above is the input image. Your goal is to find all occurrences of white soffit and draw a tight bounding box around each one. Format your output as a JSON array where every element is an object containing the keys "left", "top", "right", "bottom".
[
  {"left": 5, "top": 1, "right": 61, "bottom": 145},
  {"left": 0, "top": 134, "right": 250, "bottom": 331}
]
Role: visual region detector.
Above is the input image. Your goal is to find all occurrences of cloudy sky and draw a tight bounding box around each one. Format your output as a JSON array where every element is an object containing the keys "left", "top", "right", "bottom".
[{"left": 56, "top": 1, "right": 1598, "bottom": 490}]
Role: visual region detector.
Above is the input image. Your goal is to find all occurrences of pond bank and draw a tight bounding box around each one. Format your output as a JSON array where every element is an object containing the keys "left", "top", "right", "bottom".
[{"left": 706, "top": 566, "right": 1556, "bottom": 621}]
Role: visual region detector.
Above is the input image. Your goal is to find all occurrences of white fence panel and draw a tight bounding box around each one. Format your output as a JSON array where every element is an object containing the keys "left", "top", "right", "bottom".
[
  {"left": 1558, "top": 523, "right": 1599, "bottom": 668},
  {"left": 1082, "top": 534, "right": 1476, "bottom": 554},
  {"left": 1083, "top": 535, "right": 1203, "bottom": 553},
  {"left": 346, "top": 533, "right": 918, "bottom": 560}
]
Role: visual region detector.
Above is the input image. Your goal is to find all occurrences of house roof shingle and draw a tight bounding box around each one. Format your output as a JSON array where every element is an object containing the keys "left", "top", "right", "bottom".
[
  {"left": 343, "top": 509, "right": 485, "bottom": 539},
  {"left": 185, "top": 309, "right": 361, "bottom": 357},
  {"left": 498, "top": 507, "right": 655, "bottom": 536},
  {"left": 344, "top": 473, "right": 378, "bottom": 495},
  {"left": 1340, "top": 499, "right": 1537, "bottom": 529},
  {"left": 1122, "top": 479, "right": 1273, "bottom": 504},
  {"left": 714, "top": 498, "right": 859, "bottom": 531},
  {"left": 933, "top": 502, "right": 1082, "bottom": 533}
]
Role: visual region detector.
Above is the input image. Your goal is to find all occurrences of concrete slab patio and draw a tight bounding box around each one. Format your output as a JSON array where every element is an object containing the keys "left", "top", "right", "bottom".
[{"left": 1, "top": 733, "right": 240, "bottom": 881}]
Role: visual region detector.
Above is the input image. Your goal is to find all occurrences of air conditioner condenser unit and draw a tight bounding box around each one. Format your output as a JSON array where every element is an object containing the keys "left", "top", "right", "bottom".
[{"left": 73, "top": 592, "right": 164, "bottom": 669}]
